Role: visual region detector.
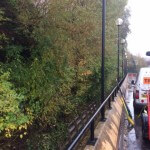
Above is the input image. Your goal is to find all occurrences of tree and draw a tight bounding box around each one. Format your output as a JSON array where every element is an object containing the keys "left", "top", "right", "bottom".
[{"left": 0, "top": 0, "right": 130, "bottom": 149}]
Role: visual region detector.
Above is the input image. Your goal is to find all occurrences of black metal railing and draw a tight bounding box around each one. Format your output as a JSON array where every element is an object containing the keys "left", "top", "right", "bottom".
[{"left": 67, "top": 77, "right": 125, "bottom": 150}]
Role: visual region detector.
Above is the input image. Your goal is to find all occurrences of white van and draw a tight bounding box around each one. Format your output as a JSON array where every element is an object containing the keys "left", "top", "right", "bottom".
[{"left": 133, "top": 67, "right": 150, "bottom": 110}]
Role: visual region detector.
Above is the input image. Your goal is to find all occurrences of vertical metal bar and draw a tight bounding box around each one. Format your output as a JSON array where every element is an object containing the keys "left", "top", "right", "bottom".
[
  {"left": 112, "top": 93, "right": 114, "bottom": 101},
  {"left": 126, "top": 58, "right": 128, "bottom": 75},
  {"left": 124, "top": 56, "right": 127, "bottom": 75},
  {"left": 116, "top": 86, "right": 118, "bottom": 95},
  {"left": 117, "top": 25, "right": 120, "bottom": 83},
  {"left": 90, "top": 120, "right": 95, "bottom": 142},
  {"left": 124, "top": 57, "right": 126, "bottom": 75},
  {"left": 101, "top": 0, "right": 106, "bottom": 121},
  {"left": 122, "top": 44, "right": 124, "bottom": 78},
  {"left": 108, "top": 97, "right": 111, "bottom": 109},
  {"left": 114, "top": 88, "right": 117, "bottom": 97}
]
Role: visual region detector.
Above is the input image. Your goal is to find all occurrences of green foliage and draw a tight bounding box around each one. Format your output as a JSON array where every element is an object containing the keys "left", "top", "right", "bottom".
[
  {"left": 27, "top": 123, "right": 67, "bottom": 150},
  {"left": 0, "top": 0, "right": 130, "bottom": 149},
  {"left": 0, "top": 69, "right": 32, "bottom": 138}
]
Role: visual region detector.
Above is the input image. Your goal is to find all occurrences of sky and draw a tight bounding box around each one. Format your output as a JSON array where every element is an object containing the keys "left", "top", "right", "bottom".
[{"left": 127, "top": 0, "right": 150, "bottom": 59}]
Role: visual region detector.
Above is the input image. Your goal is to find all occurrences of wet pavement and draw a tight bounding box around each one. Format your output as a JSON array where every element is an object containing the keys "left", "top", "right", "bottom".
[{"left": 126, "top": 88, "right": 150, "bottom": 150}]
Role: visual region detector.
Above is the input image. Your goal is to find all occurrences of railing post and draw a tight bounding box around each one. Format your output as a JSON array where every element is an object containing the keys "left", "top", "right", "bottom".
[
  {"left": 114, "top": 87, "right": 118, "bottom": 97},
  {"left": 88, "top": 120, "right": 97, "bottom": 145},
  {"left": 111, "top": 92, "right": 114, "bottom": 102},
  {"left": 117, "top": 83, "right": 119, "bottom": 93},
  {"left": 90, "top": 120, "right": 94, "bottom": 141},
  {"left": 108, "top": 97, "right": 111, "bottom": 109},
  {"left": 101, "top": 107, "right": 105, "bottom": 121}
]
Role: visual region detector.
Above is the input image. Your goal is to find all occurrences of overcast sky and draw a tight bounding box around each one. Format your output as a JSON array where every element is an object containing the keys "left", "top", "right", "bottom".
[{"left": 127, "top": 0, "right": 150, "bottom": 59}]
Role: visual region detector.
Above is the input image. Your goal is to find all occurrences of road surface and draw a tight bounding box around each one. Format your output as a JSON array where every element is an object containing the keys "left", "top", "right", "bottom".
[{"left": 126, "top": 87, "right": 150, "bottom": 150}]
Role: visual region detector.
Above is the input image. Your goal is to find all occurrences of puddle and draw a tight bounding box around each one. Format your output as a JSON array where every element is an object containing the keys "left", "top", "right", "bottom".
[{"left": 128, "top": 128, "right": 140, "bottom": 150}]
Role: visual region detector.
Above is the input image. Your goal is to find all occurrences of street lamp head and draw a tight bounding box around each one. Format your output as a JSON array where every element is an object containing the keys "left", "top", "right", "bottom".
[
  {"left": 116, "top": 18, "right": 123, "bottom": 26},
  {"left": 121, "top": 39, "right": 126, "bottom": 44}
]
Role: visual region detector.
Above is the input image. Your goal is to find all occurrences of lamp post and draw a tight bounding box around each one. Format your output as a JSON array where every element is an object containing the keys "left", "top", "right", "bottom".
[
  {"left": 101, "top": 0, "right": 106, "bottom": 121},
  {"left": 125, "top": 53, "right": 128, "bottom": 75},
  {"left": 116, "top": 18, "right": 123, "bottom": 82},
  {"left": 121, "top": 39, "right": 126, "bottom": 78}
]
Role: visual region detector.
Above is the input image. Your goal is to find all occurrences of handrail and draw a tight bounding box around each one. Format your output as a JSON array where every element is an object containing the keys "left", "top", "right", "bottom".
[{"left": 67, "top": 77, "right": 125, "bottom": 150}]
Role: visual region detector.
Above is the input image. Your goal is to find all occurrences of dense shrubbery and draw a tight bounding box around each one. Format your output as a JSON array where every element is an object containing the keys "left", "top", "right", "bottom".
[
  {"left": 0, "top": 70, "right": 32, "bottom": 139},
  {"left": 0, "top": 0, "right": 130, "bottom": 149}
]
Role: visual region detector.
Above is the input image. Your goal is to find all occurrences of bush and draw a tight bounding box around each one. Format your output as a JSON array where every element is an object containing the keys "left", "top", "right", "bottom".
[{"left": 0, "top": 69, "right": 33, "bottom": 138}]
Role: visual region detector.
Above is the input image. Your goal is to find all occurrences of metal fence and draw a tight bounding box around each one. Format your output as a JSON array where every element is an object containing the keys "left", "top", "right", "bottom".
[{"left": 67, "top": 77, "right": 125, "bottom": 150}]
